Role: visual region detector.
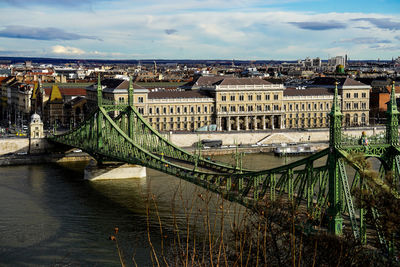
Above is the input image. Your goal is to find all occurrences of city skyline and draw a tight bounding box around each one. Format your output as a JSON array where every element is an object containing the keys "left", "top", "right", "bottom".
[{"left": 0, "top": 0, "right": 399, "bottom": 60}]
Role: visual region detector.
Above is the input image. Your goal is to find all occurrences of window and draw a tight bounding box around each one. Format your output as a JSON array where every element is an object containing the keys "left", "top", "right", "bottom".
[
  {"left": 295, "top": 104, "right": 299, "bottom": 110},
  {"left": 184, "top": 107, "right": 187, "bottom": 113},
  {"left": 204, "top": 106, "right": 207, "bottom": 113},
  {"left": 230, "top": 95, "right": 235, "bottom": 101},
  {"left": 314, "top": 103, "right": 317, "bottom": 109},
  {"left": 149, "top": 118, "right": 153, "bottom": 122},
  {"left": 138, "top": 96, "right": 144, "bottom": 103},
  {"left": 170, "top": 117, "right": 173, "bottom": 122},
  {"left": 138, "top": 108, "right": 144, "bottom": 114},
  {"left": 221, "top": 106, "right": 227, "bottom": 112},
  {"left": 326, "top": 103, "right": 329, "bottom": 109},
  {"left": 149, "top": 108, "right": 153, "bottom": 114},
  {"left": 354, "top": 103, "right": 359, "bottom": 109},
  {"left": 273, "top": 105, "right": 279, "bottom": 111},
  {"left": 361, "top": 103, "right": 367, "bottom": 109},
  {"left": 163, "top": 107, "right": 167, "bottom": 114},
  {"left": 177, "top": 107, "right": 181, "bottom": 113},
  {"left": 191, "top": 107, "right": 194, "bottom": 113},
  {"left": 177, "top": 117, "right": 180, "bottom": 122},
  {"left": 230, "top": 106, "right": 236, "bottom": 112},
  {"left": 156, "top": 107, "right": 160, "bottom": 114},
  {"left": 346, "top": 103, "right": 351, "bottom": 109},
  {"left": 248, "top": 95, "right": 253, "bottom": 101},
  {"left": 170, "top": 107, "right": 174, "bottom": 113},
  {"left": 265, "top": 105, "right": 270, "bottom": 111},
  {"left": 354, "top": 114, "right": 358, "bottom": 124},
  {"left": 362, "top": 92, "right": 366, "bottom": 98},
  {"left": 301, "top": 104, "right": 305, "bottom": 110},
  {"left": 257, "top": 105, "right": 262, "bottom": 111},
  {"left": 197, "top": 107, "right": 201, "bottom": 113},
  {"left": 346, "top": 93, "right": 351, "bottom": 98},
  {"left": 239, "top": 95, "right": 244, "bottom": 101},
  {"left": 221, "top": 95, "right": 227, "bottom": 101},
  {"left": 361, "top": 113, "right": 366, "bottom": 124},
  {"left": 354, "top": 93, "right": 359, "bottom": 98},
  {"left": 265, "top": 94, "right": 270, "bottom": 100},
  {"left": 289, "top": 104, "right": 293, "bottom": 111},
  {"left": 283, "top": 105, "right": 286, "bottom": 111},
  {"left": 256, "top": 95, "right": 261, "bottom": 101},
  {"left": 247, "top": 106, "right": 253, "bottom": 112},
  {"left": 320, "top": 103, "right": 323, "bottom": 110},
  {"left": 239, "top": 106, "right": 245, "bottom": 111},
  {"left": 308, "top": 104, "right": 311, "bottom": 110},
  {"left": 274, "top": 94, "right": 279, "bottom": 100},
  {"left": 118, "top": 97, "right": 125, "bottom": 103}
]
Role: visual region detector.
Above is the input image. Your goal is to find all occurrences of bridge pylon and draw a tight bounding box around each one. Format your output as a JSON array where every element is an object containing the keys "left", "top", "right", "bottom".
[{"left": 327, "top": 82, "right": 344, "bottom": 235}]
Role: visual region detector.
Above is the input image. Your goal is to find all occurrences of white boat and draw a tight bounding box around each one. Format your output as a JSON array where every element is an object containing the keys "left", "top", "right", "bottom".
[{"left": 274, "top": 144, "right": 315, "bottom": 157}]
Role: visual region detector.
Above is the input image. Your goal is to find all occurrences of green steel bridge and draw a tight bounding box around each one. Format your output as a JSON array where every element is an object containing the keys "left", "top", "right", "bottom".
[{"left": 50, "top": 78, "right": 400, "bottom": 250}]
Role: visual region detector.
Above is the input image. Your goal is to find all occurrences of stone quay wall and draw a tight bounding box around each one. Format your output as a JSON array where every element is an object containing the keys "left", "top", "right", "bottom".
[{"left": 167, "top": 127, "right": 385, "bottom": 148}]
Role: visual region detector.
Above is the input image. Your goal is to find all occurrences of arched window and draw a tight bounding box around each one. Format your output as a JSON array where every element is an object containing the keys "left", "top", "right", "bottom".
[{"left": 361, "top": 113, "right": 366, "bottom": 124}]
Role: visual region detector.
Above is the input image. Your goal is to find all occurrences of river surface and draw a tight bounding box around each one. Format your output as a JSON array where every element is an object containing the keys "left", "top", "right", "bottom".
[{"left": 0, "top": 153, "right": 310, "bottom": 266}]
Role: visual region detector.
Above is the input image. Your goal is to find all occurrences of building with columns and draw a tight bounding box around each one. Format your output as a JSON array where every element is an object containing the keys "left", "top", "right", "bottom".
[
  {"left": 307, "top": 77, "right": 370, "bottom": 127},
  {"left": 195, "top": 77, "right": 285, "bottom": 131},
  {"left": 86, "top": 76, "right": 370, "bottom": 132},
  {"left": 283, "top": 87, "right": 335, "bottom": 129}
]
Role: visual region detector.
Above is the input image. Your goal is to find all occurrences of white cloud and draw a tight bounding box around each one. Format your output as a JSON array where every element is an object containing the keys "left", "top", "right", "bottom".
[
  {"left": 51, "top": 45, "right": 85, "bottom": 55},
  {"left": 0, "top": 2, "right": 399, "bottom": 59}
]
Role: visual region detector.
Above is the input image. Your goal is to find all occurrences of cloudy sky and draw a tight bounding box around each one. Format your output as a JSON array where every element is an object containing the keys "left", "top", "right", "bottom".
[{"left": 0, "top": 0, "right": 399, "bottom": 60}]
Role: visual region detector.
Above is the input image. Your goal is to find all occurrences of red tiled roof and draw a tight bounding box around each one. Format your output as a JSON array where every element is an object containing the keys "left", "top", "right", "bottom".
[
  {"left": 218, "top": 77, "right": 272, "bottom": 86},
  {"left": 284, "top": 87, "right": 333, "bottom": 96},
  {"left": 342, "top": 77, "right": 366, "bottom": 86},
  {"left": 148, "top": 90, "right": 211, "bottom": 99},
  {"left": 195, "top": 76, "right": 225, "bottom": 86},
  {"left": 44, "top": 87, "right": 87, "bottom": 96}
]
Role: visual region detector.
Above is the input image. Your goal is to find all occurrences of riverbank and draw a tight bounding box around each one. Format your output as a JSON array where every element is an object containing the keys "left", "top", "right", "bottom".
[
  {"left": 0, "top": 152, "right": 92, "bottom": 166},
  {"left": 0, "top": 142, "right": 329, "bottom": 166}
]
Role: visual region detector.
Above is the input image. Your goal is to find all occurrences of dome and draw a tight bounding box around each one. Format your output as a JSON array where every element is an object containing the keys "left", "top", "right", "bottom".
[{"left": 31, "top": 113, "right": 41, "bottom": 123}]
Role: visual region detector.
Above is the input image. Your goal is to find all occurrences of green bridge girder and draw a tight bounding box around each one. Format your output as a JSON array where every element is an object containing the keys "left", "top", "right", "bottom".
[{"left": 49, "top": 78, "right": 400, "bottom": 250}]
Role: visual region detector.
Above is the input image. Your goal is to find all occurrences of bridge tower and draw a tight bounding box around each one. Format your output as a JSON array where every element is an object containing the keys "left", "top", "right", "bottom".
[
  {"left": 128, "top": 76, "right": 135, "bottom": 139},
  {"left": 385, "top": 81, "right": 400, "bottom": 185},
  {"left": 96, "top": 74, "right": 103, "bottom": 150},
  {"left": 327, "top": 82, "right": 344, "bottom": 235}
]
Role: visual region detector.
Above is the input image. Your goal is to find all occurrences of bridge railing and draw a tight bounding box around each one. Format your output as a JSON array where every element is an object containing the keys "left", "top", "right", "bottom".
[{"left": 341, "top": 132, "right": 386, "bottom": 146}]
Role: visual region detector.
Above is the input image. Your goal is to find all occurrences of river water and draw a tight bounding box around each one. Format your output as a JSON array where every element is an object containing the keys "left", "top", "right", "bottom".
[{"left": 0, "top": 153, "right": 308, "bottom": 266}]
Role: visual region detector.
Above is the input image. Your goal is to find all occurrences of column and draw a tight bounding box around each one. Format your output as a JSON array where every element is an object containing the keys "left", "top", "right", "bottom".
[
  {"left": 280, "top": 115, "right": 285, "bottom": 129},
  {"left": 245, "top": 116, "right": 249, "bottom": 130},
  {"left": 253, "top": 116, "right": 257, "bottom": 130},
  {"left": 227, "top": 116, "right": 231, "bottom": 131},
  {"left": 262, "top": 116, "right": 266, "bottom": 130},
  {"left": 271, "top": 115, "right": 275, "bottom": 130},
  {"left": 236, "top": 116, "right": 240, "bottom": 131},
  {"left": 217, "top": 117, "right": 222, "bottom": 131}
]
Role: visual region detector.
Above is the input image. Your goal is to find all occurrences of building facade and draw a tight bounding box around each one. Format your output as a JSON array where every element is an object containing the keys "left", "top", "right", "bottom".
[{"left": 86, "top": 76, "right": 370, "bottom": 132}]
